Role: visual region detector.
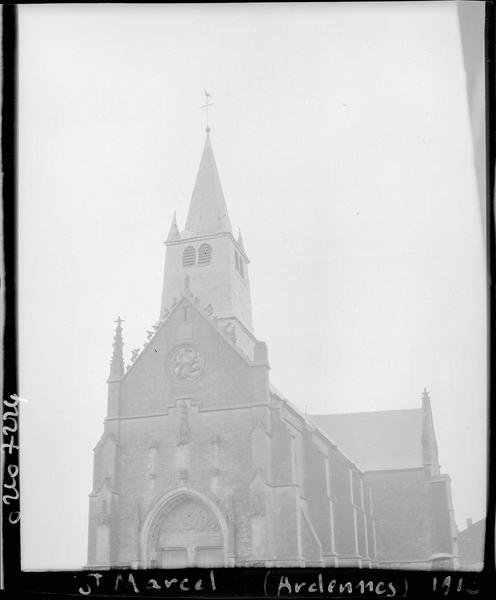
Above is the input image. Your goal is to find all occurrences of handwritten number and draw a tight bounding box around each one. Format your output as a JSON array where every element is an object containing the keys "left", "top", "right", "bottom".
[
  {"left": 2, "top": 395, "right": 20, "bottom": 523},
  {"left": 6, "top": 395, "right": 20, "bottom": 409},
  {"left": 8, "top": 511, "right": 20, "bottom": 524},
  {"left": 3, "top": 464, "right": 19, "bottom": 504},
  {"left": 6, "top": 463, "right": 19, "bottom": 482},
  {"left": 1, "top": 438, "right": 19, "bottom": 455}
]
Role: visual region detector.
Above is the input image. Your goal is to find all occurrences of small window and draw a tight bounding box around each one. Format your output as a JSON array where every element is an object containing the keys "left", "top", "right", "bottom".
[
  {"left": 239, "top": 258, "right": 244, "bottom": 277},
  {"left": 198, "top": 243, "right": 212, "bottom": 266},
  {"left": 234, "top": 251, "right": 239, "bottom": 271},
  {"left": 183, "top": 246, "right": 196, "bottom": 267}
]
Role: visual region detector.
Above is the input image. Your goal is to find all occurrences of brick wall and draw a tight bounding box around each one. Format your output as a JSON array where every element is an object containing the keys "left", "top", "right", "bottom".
[
  {"left": 89, "top": 299, "right": 442, "bottom": 568},
  {"left": 302, "top": 432, "right": 333, "bottom": 555},
  {"left": 427, "top": 476, "right": 456, "bottom": 555},
  {"left": 365, "top": 468, "right": 430, "bottom": 562},
  {"left": 119, "top": 302, "right": 260, "bottom": 416}
]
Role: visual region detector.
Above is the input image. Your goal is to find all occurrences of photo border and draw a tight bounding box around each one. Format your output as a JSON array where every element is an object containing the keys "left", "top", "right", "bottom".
[{"left": 2, "top": 2, "right": 495, "bottom": 597}]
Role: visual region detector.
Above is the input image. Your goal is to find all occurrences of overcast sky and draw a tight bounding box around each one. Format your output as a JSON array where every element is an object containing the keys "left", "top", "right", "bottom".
[{"left": 18, "top": 2, "right": 486, "bottom": 570}]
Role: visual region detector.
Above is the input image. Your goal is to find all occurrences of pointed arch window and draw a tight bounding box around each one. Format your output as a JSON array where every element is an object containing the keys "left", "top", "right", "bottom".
[
  {"left": 183, "top": 246, "right": 196, "bottom": 267},
  {"left": 198, "top": 243, "right": 212, "bottom": 266}
]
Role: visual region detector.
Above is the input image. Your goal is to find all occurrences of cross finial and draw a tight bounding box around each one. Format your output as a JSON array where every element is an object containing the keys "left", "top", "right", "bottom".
[{"left": 201, "top": 90, "right": 214, "bottom": 133}]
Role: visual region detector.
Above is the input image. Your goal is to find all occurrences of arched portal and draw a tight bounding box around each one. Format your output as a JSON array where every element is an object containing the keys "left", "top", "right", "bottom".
[{"left": 142, "top": 490, "right": 227, "bottom": 568}]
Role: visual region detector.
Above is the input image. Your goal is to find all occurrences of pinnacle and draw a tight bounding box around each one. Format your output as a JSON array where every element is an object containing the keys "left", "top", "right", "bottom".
[
  {"left": 237, "top": 228, "right": 246, "bottom": 252},
  {"left": 166, "top": 211, "right": 181, "bottom": 242},
  {"left": 108, "top": 316, "right": 125, "bottom": 382}
]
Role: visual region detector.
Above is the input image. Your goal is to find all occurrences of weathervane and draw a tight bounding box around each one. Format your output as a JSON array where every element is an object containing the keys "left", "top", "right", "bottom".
[{"left": 201, "top": 90, "right": 214, "bottom": 133}]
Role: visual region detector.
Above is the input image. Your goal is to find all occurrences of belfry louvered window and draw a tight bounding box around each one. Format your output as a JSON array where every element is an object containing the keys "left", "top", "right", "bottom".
[
  {"left": 198, "top": 243, "right": 212, "bottom": 266},
  {"left": 183, "top": 246, "right": 196, "bottom": 267}
]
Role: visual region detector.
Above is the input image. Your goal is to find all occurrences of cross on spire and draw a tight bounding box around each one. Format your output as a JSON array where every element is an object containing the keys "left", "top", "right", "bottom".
[{"left": 201, "top": 90, "right": 214, "bottom": 133}]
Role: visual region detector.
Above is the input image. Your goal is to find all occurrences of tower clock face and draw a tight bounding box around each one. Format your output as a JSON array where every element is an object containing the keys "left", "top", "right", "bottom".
[{"left": 168, "top": 344, "right": 204, "bottom": 383}]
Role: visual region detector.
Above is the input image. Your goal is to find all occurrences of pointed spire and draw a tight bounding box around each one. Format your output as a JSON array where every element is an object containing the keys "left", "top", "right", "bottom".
[
  {"left": 421, "top": 387, "right": 439, "bottom": 473},
  {"left": 185, "top": 132, "right": 232, "bottom": 235},
  {"left": 108, "top": 317, "right": 124, "bottom": 382},
  {"left": 166, "top": 211, "right": 180, "bottom": 242},
  {"left": 422, "top": 387, "right": 431, "bottom": 410},
  {"left": 421, "top": 387, "right": 433, "bottom": 426},
  {"left": 237, "top": 228, "right": 245, "bottom": 252}
]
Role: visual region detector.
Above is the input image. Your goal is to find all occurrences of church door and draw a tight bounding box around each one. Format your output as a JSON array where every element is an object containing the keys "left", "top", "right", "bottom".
[
  {"left": 195, "top": 547, "right": 225, "bottom": 568},
  {"left": 160, "top": 548, "right": 188, "bottom": 568},
  {"left": 147, "top": 494, "right": 225, "bottom": 568}
]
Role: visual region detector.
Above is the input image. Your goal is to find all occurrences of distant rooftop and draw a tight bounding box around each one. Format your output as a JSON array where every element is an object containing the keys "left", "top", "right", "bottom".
[{"left": 309, "top": 409, "right": 423, "bottom": 472}]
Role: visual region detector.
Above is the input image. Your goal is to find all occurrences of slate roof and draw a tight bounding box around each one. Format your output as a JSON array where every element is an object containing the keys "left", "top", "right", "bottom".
[
  {"left": 185, "top": 132, "right": 232, "bottom": 235},
  {"left": 309, "top": 408, "right": 423, "bottom": 472}
]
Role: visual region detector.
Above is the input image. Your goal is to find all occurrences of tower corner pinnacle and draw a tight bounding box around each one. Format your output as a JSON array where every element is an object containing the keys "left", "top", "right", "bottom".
[{"left": 166, "top": 211, "right": 181, "bottom": 243}]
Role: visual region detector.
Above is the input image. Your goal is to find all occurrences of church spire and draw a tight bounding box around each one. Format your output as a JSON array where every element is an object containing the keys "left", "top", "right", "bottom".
[
  {"left": 184, "top": 131, "right": 232, "bottom": 236},
  {"left": 159, "top": 117, "right": 253, "bottom": 331},
  {"left": 108, "top": 317, "right": 124, "bottom": 382}
]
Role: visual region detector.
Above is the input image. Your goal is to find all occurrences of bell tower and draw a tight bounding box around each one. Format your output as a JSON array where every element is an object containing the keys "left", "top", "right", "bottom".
[{"left": 159, "top": 129, "right": 253, "bottom": 332}]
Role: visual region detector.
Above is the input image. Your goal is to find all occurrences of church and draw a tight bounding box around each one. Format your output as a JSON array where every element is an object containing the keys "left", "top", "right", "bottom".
[{"left": 87, "top": 126, "right": 459, "bottom": 570}]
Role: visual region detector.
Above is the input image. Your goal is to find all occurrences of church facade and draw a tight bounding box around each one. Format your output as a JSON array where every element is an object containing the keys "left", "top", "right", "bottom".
[{"left": 87, "top": 129, "right": 459, "bottom": 570}]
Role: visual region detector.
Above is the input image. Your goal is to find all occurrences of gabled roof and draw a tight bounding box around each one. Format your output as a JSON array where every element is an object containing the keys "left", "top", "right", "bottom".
[
  {"left": 309, "top": 408, "right": 423, "bottom": 472},
  {"left": 123, "top": 289, "right": 258, "bottom": 379},
  {"left": 185, "top": 132, "right": 232, "bottom": 235}
]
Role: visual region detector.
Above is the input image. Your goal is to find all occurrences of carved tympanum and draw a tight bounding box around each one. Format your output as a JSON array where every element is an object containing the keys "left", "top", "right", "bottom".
[
  {"left": 148, "top": 495, "right": 221, "bottom": 553},
  {"left": 163, "top": 499, "right": 220, "bottom": 533}
]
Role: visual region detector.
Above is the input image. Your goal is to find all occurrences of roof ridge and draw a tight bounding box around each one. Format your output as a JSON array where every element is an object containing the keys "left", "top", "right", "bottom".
[{"left": 310, "top": 407, "right": 421, "bottom": 417}]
